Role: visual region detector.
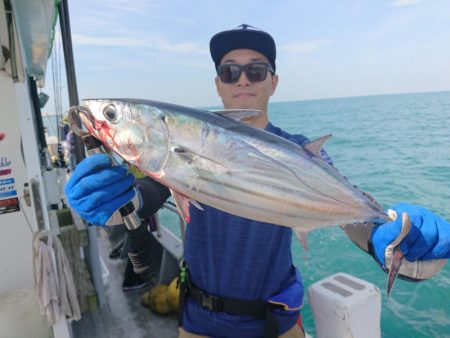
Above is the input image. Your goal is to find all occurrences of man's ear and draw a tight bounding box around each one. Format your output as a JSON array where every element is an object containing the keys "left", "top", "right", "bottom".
[
  {"left": 271, "top": 74, "right": 279, "bottom": 95},
  {"left": 215, "top": 76, "right": 222, "bottom": 97}
]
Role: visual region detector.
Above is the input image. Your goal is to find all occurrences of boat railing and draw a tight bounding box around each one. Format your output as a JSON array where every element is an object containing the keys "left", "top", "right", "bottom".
[
  {"left": 153, "top": 201, "right": 186, "bottom": 243},
  {"left": 150, "top": 201, "right": 184, "bottom": 284}
]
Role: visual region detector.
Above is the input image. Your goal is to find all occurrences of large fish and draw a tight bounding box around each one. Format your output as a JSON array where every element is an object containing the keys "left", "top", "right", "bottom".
[{"left": 69, "top": 98, "right": 406, "bottom": 295}]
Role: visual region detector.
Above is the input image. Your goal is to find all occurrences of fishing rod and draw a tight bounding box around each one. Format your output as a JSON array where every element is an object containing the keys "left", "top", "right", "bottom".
[{"left": 68, "top": 106, "right": 155, "bottom": 280}]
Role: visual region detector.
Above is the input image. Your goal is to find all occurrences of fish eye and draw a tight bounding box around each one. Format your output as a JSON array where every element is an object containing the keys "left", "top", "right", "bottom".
[{"left": 103, "top": 104, "right": 120, "bottom": 123}]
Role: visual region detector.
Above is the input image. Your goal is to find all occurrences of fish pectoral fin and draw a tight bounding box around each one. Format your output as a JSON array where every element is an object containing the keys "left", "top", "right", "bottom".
[
  {"left": 210, "top": 109, "right": 262, "bottom": 122},
  {"left": 172, "top": 146, "right": 197, "bottom": 164},
  {"left": 172, "top": 146, "right": 230, "bottom": 172},
  {"left": 228, "top": 143, "right": 296, "bottom": 179},
  {"left": 170, "top": 189, "right": 203, "bottom": 223},
  {"left": 304, "top": 134, "right": 332, "bottom": 157},
  {"left": 293, "top": 228, "right": 309, "bottom": 251}
]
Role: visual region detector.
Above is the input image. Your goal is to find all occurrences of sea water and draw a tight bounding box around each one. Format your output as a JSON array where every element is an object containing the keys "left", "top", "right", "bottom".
[
  {"left": 269, "top": 91, "right": 450, "bottom": 338},
  {"left": 154, "top": 91, "right": 450, "bottom": 337}
]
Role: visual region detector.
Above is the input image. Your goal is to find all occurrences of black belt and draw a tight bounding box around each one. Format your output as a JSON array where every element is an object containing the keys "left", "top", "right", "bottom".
[{"left": 178, "top": 263, "right": 283, "bottom": 338}]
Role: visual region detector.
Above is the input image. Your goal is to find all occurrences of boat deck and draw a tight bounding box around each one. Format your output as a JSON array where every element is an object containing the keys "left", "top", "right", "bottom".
[{"left": 71, "top": 229, "right": 179, "bottom": 338}]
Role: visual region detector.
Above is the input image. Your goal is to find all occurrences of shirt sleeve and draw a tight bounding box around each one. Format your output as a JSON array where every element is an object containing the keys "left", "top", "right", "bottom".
[{"left": 135, "top": 176, "right": 171, "bottom": 218}]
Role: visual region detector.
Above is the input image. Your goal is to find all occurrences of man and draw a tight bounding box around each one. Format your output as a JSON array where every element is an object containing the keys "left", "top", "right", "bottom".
[{"left": 65, "top": 24, "right": 450, "bottom": 338}]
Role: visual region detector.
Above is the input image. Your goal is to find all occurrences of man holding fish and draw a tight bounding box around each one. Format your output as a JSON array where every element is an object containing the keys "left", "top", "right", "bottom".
[{"left": 65, "top": 24, "right": 450, "bottom": 338}]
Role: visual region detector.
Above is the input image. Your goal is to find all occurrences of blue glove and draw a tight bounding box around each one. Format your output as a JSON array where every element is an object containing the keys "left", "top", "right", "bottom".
[
  {"left": 371, "top": 202, "right": 450, "bottom": 268},
  {"left": 65, "top": 153, "right": 136, "bottom": 226}
]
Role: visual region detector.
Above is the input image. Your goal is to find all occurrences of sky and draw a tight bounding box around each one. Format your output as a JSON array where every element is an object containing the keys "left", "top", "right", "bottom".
[{"left": 43, "top": 0, "right": 450, "bottom": 113}]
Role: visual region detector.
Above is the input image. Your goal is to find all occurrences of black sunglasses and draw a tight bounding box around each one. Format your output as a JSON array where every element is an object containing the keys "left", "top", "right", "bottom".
[{"left": 216, "top": 62, "right": 275, "bottom": 84}]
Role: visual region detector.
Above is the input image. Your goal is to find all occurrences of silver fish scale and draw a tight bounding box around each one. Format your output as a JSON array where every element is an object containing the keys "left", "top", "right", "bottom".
[{"left": 80, "top": 98, "right": 387, "bottom": 231}]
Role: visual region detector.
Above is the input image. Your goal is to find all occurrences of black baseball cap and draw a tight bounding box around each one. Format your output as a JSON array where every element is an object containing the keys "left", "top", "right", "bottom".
[{"left": 210, "top": 24, "right": 276, "bottom": 72}]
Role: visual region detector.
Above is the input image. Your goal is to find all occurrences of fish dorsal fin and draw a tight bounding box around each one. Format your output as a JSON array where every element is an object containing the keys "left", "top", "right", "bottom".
[
  {"left": 210, "top": 109, "right": 262, "bottom": 122},
  {"left": 304, "top": 134, "right": 332, "bottom": 157},
  {"left": 170, "top": 189, "right": 203, "bottom": 223}
]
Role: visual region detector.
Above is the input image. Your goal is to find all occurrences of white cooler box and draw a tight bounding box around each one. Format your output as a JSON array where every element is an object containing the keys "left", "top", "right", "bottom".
[{"left": 308, "top": 272, "right": 381, "bottom": 338}]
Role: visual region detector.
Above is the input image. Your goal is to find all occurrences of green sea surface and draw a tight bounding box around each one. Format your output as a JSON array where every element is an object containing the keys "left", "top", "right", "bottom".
[{"left": 158, "top": 91, "right": 450, "bottom": 337}]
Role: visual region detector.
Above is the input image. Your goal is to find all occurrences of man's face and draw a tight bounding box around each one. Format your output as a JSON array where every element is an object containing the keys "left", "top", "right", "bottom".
[{"left": 215, "top": 49, "right": 278, "bottom": 128}]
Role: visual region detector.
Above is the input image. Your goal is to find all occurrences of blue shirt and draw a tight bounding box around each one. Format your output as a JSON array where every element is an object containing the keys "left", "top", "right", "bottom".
[{"left": 182, "top": 123, "right": 325, "bottom": 337}]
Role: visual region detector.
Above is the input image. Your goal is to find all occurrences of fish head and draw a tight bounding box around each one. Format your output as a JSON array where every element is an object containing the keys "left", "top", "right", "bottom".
[
  {"left": 76, "top": 99, "right": 145, "bottom": 160},
  {"left": 72, "top": 99, "right": 151, "bottom": 162},
  {"left": 74, "top": 99, "right": 170, "bottom": 173}
]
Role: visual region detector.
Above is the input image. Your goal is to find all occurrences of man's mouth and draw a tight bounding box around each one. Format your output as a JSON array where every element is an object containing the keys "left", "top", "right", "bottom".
[{"left": 234, "top": 92, "right": 255, "bottom": 98}]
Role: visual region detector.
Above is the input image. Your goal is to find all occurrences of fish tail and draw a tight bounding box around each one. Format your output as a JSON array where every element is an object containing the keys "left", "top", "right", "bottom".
[{"left": 386, "top": 248, "right": 404, "bottom": 297}]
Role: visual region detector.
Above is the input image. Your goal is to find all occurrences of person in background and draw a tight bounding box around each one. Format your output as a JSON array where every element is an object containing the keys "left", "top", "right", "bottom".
[
  {"left": 120, "top": 165, "right": 154, "bottom": 292},
  {"left": 65, "top": 129, "right": 77, "bottom": 172},
  {"left": 59, "top": 117, "right": 70, "bottom": 142},
  {"left": 59, "top": 117, "right": 71, "bottom": 167},
  {"left": 64, "top": 24, "right": 450, "bottom": 338},
  {"left": 108, "top": 221, "right": 153, "bottom": 292}
]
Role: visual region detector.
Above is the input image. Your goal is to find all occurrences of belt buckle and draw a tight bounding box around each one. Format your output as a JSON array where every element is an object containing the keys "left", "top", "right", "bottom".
[{"left": 202, "top": 294, "right": 222, "bottom": 312}]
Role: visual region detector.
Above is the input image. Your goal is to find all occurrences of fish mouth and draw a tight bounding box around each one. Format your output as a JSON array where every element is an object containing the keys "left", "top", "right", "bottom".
[{"left": 68, "top": 105, "right": 99, "bottom": 138}]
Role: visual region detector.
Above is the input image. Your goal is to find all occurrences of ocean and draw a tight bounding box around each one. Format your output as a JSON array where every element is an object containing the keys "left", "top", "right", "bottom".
[
  {"left": 44, "top": 92, "right": 448, "bottom": 336},
  {"left": 268, "top": 91, "right": 450, "bottom": 337},
  {"left": 156, "top": 91, "right": 449, "bottom": 337}
]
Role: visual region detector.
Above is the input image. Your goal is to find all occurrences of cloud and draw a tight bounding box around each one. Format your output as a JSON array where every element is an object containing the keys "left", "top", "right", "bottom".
[
  {"left": 72, "top": 33, "right": 207, "bottom": 54},
  {"left": 371, "top": 9, "right": 420, "bottom": 39},
  {"left": 81, "top": 0, "right": 196, "bottom": 26},
  {"left": 98, "top": 0, "right": 160, "bottom": 14},
  {"left": 278, "top": 40, "right": 331, "bottom": 54},
  {"left": 391, "top": 0, "right": 420, "bottom": 7},
  {"left": 73, "top": 34, "right": 145, "bottom": 47}
]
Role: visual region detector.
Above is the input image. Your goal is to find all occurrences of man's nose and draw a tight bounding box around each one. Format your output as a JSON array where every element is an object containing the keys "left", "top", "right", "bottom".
[{"left": 236, "top": 71, "right": 251, "bottom": 86}]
